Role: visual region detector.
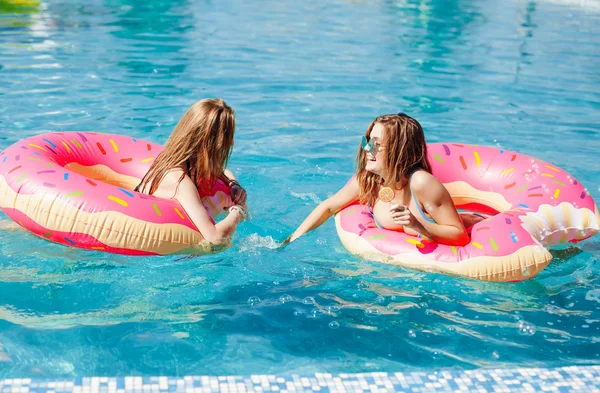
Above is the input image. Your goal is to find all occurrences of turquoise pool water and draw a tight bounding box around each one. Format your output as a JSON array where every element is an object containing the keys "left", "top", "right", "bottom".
[{"left": 0, "top": 0, "right": 599, "bottom": 378}]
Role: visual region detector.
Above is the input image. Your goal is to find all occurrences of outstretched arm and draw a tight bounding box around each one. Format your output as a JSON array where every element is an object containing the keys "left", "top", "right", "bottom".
[
  {"left": 176, "top": 176, "right": 245, "bottom": 245},
  {"left": 282, "top": 177, "right": 360, "bottom": 245}
]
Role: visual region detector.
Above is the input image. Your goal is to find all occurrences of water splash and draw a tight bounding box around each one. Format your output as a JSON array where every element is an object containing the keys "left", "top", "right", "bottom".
[
  {"left": 237, "top": 233, "right": 279, "bottom": 253},
  {"left": 290, "top": 191, "right": 321, "bottom": 204}
]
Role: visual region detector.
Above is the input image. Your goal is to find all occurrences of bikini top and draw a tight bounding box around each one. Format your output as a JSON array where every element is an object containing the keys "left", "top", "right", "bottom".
[{"left": 367, "top": 171, "right": 437, "bottom": 229}]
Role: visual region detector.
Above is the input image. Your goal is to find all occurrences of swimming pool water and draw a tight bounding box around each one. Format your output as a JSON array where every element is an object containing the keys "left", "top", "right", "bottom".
[{"left": 0, "top": 0, "right": 598, "bottom": 378}]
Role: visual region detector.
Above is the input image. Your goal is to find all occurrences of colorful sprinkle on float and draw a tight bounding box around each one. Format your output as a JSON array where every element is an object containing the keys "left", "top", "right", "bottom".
[
  {"left": 335, "top": 143, "right": 600, "bottom": 282},
  {"left": 0, "top": 132, "right": 233, "bottom": 255}
]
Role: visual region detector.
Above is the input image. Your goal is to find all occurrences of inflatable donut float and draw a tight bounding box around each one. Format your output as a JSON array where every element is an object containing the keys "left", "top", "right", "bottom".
[
  {"left": 0, "top": 132, "right": 234, "bottom": 255},
  {"left": 335, "top": 143, "right": 600, "bottom": 282}
]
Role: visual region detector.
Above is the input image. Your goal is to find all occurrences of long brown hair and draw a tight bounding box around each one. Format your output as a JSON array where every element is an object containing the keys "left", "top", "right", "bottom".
[
  {"left": 356, "top": 113, "right": 431, "bottom": 206},
  {"left": 135, "top": 98, "right": 235, "bottom": 195}
]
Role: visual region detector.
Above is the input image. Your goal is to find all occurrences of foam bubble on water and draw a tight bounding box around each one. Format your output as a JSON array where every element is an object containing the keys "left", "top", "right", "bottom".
[
  {"left": 365, "top": 308, "right": 381, "bottom": 317},
  {"left": 279, "top": 294, "right": 292, "bottom": 304},
  {"left": 238, "top": 233, "right": 278, "bottom": 253},
  {"left": 356, "top": 280, "right": 368, "bottom": 290},
  {"left": 585, "top": 289, "right": 600, "bottom": 303},
  {"left": 326, "top": 306, "right": 340, "bottom": 314},
  {"left": 247, "top": 296, "right": 261, "bottom": 306},
  {"left": 518, "top": 321, "right": 536, "bottom": 336},
  {"left": 328, "top": 321, "right": 340, "bottom": 329},
  {"left": 290, "top": 191, "right": 321, "bottom": 204}
]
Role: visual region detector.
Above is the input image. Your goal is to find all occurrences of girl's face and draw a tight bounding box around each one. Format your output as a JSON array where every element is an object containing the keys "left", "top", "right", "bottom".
[{"left": 363, "top": 122, "right": 386, "bottom": 176}]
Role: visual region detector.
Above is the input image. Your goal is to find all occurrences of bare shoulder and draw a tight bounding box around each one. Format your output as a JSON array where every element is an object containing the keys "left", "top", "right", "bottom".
[
  {"left": 160, "top": 168, "right": 186, "bottom": 187},
  {"left": 410, "top": 171, "right": 450, "bottom": 204},
  {"left": 172, "top": 172, "right": 197, "bottom": 193},
  {"left": 409, "top": 170, "right": 442, "bottom": 191},
  {"left": 171, "top": 172, "right": 204, "bottom": 203},
  {"left": 143, "top": 167, "right": 189, "bottom": 199}
]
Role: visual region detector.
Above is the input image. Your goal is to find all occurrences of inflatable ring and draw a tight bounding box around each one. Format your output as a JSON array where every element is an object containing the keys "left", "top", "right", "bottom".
[
  {"left": 0, "top": 132, "right": 233, "bottom": 255},
  {"left": 335, "top": 143, "right": 600, "bottom": 282}
]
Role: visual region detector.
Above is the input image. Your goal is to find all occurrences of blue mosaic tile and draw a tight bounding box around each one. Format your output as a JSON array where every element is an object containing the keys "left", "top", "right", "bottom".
[{"left": 1, "top": 366, "right": 599, "bottom": 393}]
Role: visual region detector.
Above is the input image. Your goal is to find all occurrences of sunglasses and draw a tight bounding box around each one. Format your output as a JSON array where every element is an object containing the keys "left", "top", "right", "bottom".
[{"left": 361, "top": 136, "right": 384, "bottom": 154}]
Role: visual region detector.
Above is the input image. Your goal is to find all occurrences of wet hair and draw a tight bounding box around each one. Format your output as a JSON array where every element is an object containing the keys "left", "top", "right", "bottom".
[
  {"left": 135, "top": 98, "right": 235, "bottom": 195},
  {"left": 356, "top": 113, "right": 431, "bottom": 206}
]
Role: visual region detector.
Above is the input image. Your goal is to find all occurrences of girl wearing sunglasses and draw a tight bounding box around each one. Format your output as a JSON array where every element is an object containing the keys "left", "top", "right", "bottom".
[{"left": 283, "top": 113, "right": 472, "bottom": 246}]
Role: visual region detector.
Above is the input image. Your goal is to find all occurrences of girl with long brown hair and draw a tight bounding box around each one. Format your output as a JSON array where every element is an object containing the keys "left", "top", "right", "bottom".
[
  {"left": 135, "top": 98, "right": 247, "bottom": 245},
  {"left": 283, "top": 113, "right": 471, "bottom": 246}
]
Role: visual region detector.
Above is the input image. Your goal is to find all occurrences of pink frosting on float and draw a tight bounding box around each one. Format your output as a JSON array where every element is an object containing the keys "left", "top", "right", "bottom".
[
  {"left": 2, "top": 132, "right": 230, "bottom": 226},
  {"left": 427, "top": 143, "right": 594, "bottom": 212},
  {"left": 339, "top": 206, "right": 536, "bottom": 262},
  {"left": 0, "top": 132, "right": 234, "bottom": 255}
]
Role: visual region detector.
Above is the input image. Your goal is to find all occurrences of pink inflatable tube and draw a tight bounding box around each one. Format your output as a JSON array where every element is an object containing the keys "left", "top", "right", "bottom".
[
  {"left": 335, "top": 143, "right": 600, "bottom": 282},
  {"left": 0, "top": 132, "right": 233, "bottom": 255}
]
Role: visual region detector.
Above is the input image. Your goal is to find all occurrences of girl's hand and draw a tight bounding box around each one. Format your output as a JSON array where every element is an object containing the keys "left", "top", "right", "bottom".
[
  {"left": 228, "top": 204, "right": 247, "bottom": 221},
  {"left": 230, "top": 182, "right": 247, "bottom": 205},
  {"left": 279, "top": 236, "right": 292, "bottom": 248},
  {"left": 280, "top": 231, "right": 298, "bottom": 247},
  {"left": 390, "top": 204, "right": 418, "bottom": 230}
]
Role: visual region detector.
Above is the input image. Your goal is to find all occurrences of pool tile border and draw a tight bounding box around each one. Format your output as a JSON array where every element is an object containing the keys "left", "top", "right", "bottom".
[{"left": 1, "top": 365, "right": 599, "bottom": 393}]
